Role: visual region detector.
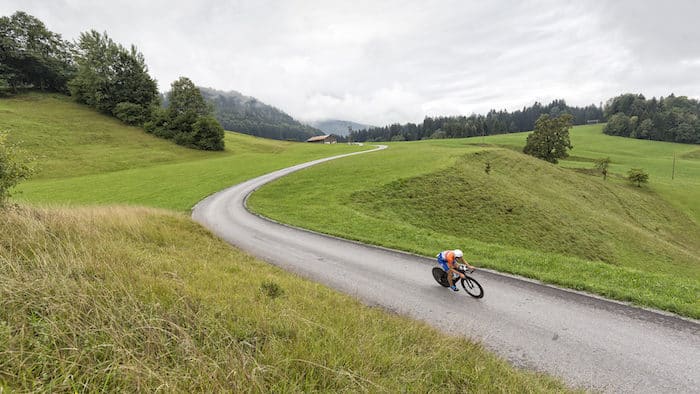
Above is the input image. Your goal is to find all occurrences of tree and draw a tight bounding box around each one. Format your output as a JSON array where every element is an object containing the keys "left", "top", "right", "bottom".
[
  {"left": 603, "top": 93, "right": 700, "bottom": 143},
  {"left": 0, "top": 11, "right": 75, "bottom": 93},
  {"left": 146, "top": 77, "right": 225, "bottom": 150},
  {"left": 69, "top": 30, "right": 158, "bottom": 117},
  {"left": 594, "top": 157, "right": 611, "bottom": 180},
  {"left": 523, "top": 114, "right": 574, "bottom": 163},
  {"left": 0, "top": 132, "right": 33, "bottom": 206},
  {"left": 603, "top": 113, "right": 631, "bottom": 136},
  {"left": 627, "top": 168, "right": 649, "bottom": 187},
  {"left": 191, "top": 116, "right": 225, "bottom": 151},
  {"left": 637, "top": 118, "right": 654, "bottom": 139}
]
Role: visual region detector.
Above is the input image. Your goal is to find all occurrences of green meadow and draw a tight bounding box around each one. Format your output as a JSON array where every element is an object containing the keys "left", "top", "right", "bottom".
[
  {"left": 2, "top": 94, "right": 367, "bottom": 210},
  {"left": 248, "top": 126, "right": 700, "bottom": 318},
  {"left": 478, "top": 125, "right": 700, "bottom": 222},
  {"left": 1, "top": 94, "right": 571, "bottom": 391}
]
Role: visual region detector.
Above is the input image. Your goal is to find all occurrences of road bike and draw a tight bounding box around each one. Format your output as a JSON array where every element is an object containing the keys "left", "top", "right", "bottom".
[{"left": 432, "top": 264, "right": 484, "bottom": 298}]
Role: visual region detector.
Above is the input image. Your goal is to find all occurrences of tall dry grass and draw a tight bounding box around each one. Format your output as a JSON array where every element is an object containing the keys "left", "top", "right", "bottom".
[{"left": 0, "top": 205, "right": 570, "bottom": 392}]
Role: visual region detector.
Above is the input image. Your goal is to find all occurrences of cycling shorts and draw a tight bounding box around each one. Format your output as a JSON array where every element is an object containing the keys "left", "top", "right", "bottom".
[{"left": 436, "top": 253, "right": 450, "bottom": 272}]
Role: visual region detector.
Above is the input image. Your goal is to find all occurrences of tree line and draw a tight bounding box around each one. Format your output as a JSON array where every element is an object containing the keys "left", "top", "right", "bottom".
[
  {"left": 345, "top": 100, "right": 603, "bottom": 142},
  {"left": 0, "top": 11, "right": 224, "bottom": 150},
  {"left": 603, "top": 93, "right": 700, "bottom": 144},
  {"left": 198, "top": 87, "right": 323, "bottom": 142}
]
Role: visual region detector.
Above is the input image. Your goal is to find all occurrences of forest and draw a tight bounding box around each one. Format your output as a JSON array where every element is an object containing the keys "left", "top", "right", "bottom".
[
  {"left": 346, "top": 100, "right": 603, "bottom": 142},
  {"left": 198, "top": 87, "right": 323, "bottom": 142},
  {"left": 603, "top": 93, "right": 700, "bottom": 143}
]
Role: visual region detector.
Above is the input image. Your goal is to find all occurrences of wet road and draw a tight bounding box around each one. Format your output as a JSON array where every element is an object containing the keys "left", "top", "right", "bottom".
[{"left": 192, "top": 146, "right": 700, "bottom": 393}]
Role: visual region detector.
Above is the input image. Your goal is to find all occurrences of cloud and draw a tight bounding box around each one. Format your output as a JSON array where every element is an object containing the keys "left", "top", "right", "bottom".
[{"left": 2, "top": 0, "right": 699, "bottom": 125}]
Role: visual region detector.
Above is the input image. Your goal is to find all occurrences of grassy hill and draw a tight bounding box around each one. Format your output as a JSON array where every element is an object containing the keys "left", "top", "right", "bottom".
[
  {"left": 248, "top": 127, "right": 700, "bottom": 317},
  {"left": 1, "top": 93, "right": 214, "bottom": 180},
  {"left": 1, "top": 94, "right": 366, "bottom": 210},
  {"left": 0, "top": 93, "right": 569, "bottom": 391},
  {"left": 476, "top": 125, "right": 700, "bottom": 223}
]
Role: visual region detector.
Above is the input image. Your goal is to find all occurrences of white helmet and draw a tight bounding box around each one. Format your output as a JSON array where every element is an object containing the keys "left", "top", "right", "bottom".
[{"left": 454, "top": 249, "right": 463, "bottom": 258}]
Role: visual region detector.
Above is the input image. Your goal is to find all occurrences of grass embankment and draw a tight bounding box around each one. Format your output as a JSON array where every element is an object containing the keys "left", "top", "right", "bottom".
[
  {"left": 0, "top": 206, "right": 569, "bottom": 392},
  {"left": 480, "top": 125, "right": 700, "bottom": 223},
  {"left": 1, "top": 93, "right": 367, "bottom": 210},
  {"left": 249, "top": 128, "right": 700, "bottom": 318}
]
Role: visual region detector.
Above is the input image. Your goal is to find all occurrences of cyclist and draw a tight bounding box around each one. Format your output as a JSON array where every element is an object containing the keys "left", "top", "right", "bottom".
[{"left": 437, "top": 249, "right": 475, "bottom": 291}]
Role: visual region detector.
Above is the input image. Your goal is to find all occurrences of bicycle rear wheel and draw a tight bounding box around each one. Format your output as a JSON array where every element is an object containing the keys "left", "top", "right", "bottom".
[
  {"left": 461, "top": 276, "right": 484, "bottom": 298},
  {"left": 432, "top": 267, "right": 450, "bottom": 287}
]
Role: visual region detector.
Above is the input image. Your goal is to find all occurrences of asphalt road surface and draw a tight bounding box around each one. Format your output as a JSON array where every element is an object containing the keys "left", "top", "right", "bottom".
[{"left": 192, "top": 146, "right": 700, "bottom": 393}]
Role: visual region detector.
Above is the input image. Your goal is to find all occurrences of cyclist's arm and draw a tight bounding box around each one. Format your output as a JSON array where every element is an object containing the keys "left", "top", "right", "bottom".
[{"left": 457, "top": 257, "right": 476, "bottom": 271}]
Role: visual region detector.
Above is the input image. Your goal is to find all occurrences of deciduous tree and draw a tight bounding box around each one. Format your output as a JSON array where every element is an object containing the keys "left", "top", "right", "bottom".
[
  {"left": 627, "top": 168, "right": 649, "bottom": 187},
  {"left": 69, "top": 30, "right": 158, "bottom": 121},
  {"left": 0, "top": 11, "right": 75, "bottom": 93},
  {"left": 594, "top": 157, "right": 611, "bottom": 180},
  {"left": 145, "top": 77, "right": 225, "bottom": 150},
  {"left": 523, "top": 114, "right": 574, "bottom": 163}
]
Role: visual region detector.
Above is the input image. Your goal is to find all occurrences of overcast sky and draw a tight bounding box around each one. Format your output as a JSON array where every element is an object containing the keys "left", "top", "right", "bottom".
[{"left": 3, "top": 0, "right": 700, "bottom": 125}]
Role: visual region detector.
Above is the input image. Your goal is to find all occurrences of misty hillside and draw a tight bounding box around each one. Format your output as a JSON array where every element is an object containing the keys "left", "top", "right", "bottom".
[
  {"left": 198, "top": 87, "right": 324, "bottom": 141},
  {"left": 310, "top": 119, "right": 375, "bottom": 136}
]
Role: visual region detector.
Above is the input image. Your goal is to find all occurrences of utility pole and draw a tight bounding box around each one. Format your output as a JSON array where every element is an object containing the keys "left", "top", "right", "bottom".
[{"left": 672, "top": 152, "right": 676, "bottom": 180}]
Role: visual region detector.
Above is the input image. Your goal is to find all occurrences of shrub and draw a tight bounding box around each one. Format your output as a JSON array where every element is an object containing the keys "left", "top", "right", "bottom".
[
  {"left": 0, "top": 132, "right": 34, "bottom": 206},
  {"left": 191, "top": 116, "right": 225, "bottom": 151},
  {"left": 113, "top": 102, "right": 149, "bottom": 126},
  {"left": 260, "top": 280, "right": 284, "bottom": 299},
  {"left": 627, "top": 168, "right": 649, "bottom": 187}
]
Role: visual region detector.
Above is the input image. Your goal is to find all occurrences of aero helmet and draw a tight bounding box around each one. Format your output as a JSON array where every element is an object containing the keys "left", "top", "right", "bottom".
[{"left": 454, "top": 249, "right": 463, "bottom": 258}]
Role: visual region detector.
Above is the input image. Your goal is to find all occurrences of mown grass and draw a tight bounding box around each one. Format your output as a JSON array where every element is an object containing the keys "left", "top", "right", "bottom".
[
  {"left": 477, "top": 125, "right": 700, "bottom": 223},
  {"left": 248, "top": 130, "right": 700, "bottom": 318},
  {"left": 0, "top": 93, "right": 216, "bottom": 180},
  {"left": 2, "top": 94, "right": 367, "bottom": 211},
  {"left": 0, "top": 205, "right": 570, "bottom": 392}
]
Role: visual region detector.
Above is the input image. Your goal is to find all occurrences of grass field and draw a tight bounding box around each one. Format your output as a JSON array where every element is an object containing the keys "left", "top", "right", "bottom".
[
  {"left": 474, "top": 125, "right": 700, "bottom": 223},
  {"left": 0, "top": 205, "right": 569, "bottom": 392},
  {"left": 1, "top": 93, "right": 572, "bottom": 391},
  {"left": 248, "top": 126, "right": 700, "bottom": 318},
  {"left": 1, "top": 94, "right": 368, "bottom": 211}
]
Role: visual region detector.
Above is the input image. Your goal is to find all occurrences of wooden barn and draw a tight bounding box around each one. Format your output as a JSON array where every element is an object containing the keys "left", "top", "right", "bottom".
[{"left": 306, "top": 135, "right": 337, "bottom": 144}]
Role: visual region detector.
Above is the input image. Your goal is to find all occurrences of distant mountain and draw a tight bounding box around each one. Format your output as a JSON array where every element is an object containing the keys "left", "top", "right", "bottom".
[
  {"left": 309, "top": 119, "right": 375, "bottom": 136},
  {"left": 198, "top": 87, "right": 324, "bottom": 141}
]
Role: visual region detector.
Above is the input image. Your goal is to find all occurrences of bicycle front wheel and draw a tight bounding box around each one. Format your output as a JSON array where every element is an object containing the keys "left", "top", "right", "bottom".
[{"left": 461, "top": 276, "right": 484, "bottom": 298}]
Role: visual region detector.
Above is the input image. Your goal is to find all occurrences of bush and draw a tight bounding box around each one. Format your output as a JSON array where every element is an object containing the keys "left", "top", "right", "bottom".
[
  {"left": 0, "top": 132, "right": 34, "bottom": 206},
  {"left": 144, "top": 77, "right": 225, "bottom": 150},
  {"left": 0, "top": 78, "right": 12, "bottom": 97},
  {"left": 191, "top": 116, "right": 225, "bottom": 151},
  {"left": 627, "top": 168, "right": 649, "bottom": 187},
  {"left": 260, "top": 280, "right": 284, "bottom": 299},
  {"left": 113, "top": 102, "right": 149, "bottom": 126},
  {"left": 603, "top": 113, "right": 630, "bottom": 136}
]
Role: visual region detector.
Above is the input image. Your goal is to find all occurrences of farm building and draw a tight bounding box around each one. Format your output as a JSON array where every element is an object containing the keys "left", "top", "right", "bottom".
[{"left": 306, "top": 135, "right": 337, "bottom": 144}]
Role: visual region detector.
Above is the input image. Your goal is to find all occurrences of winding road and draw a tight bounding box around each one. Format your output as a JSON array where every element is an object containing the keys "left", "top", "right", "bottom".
[{"left": 192, "top": 145, "right": 700, "bottom": 393}]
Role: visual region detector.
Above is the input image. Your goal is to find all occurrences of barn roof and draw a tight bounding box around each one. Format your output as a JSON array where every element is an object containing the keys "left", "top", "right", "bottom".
[{"left": 306, "top": 135, "right": 332, "bottom": 142}]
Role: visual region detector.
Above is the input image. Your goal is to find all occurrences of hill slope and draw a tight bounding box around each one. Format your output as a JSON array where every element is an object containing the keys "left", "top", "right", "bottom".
[
  {"left": 199, "top": 87, "right": 323, "bottom": 141},
  {"left": 2, "top": 93, "right": 365, "bottom": 210},
  {"left": 0, "top": 93, "right": 215, "bottom": 180},
  {"left": 352, "top": 149, "right": 699, "bottom": 276},
  {"left": 248, "top": 131, "right": 700, "bottom": 317},
  {"left": 0, "top": 205, "right": 567, "bottom": 391}
]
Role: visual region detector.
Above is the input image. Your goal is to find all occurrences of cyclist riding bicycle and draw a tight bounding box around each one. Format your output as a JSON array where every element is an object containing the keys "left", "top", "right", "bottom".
[{"left": 437, "top": 249, "right": 475, "bottom": 292}]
